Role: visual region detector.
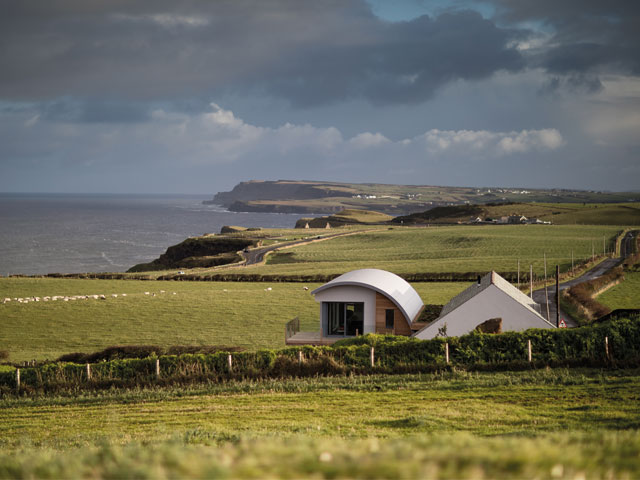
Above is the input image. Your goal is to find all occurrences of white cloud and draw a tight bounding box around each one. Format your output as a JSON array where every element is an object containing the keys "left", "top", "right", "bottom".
[
  {"left": 413, "top": 128, "right": 563, "bottom": 157},
  {"left": 4, "top": 103, "right": 565, "bottom": 184},
  {"left": 349, "top": 132, "right": 391, "bottom": 149}
]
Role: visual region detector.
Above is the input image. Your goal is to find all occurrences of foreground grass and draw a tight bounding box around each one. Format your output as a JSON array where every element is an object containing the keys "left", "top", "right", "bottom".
[
  {"left": 598, "top": 272, "right": 640, "bottom": 310},
  {"left": 1, "top": 369, "right": 638, "bottom": 448},
  {"left": 1, "top": 369, "right": 639, "bottom": 478},
  {"left": 0, "top": 278, "right": 467, "bottom": 362},
  {"left": 2, "top": 431, "right": 639, "bottom": 479},
  {"left": 229, "top": 225, "right": 622, "bottom": 277}
]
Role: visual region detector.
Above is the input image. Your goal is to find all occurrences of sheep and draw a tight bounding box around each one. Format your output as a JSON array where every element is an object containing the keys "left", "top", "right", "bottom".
[
  {"left": 144, "top": 292, "right": 150, "bottom": 295},
  {"left": 303, "top": 287, "right": 309, "bottom": 291},
  {"left": 121, "top": 293, "right": 127, "bottom": 297},
  {"left": 112, "top": 294, "right": 118, "bottom": 298},
  {"left": 100, "top": 295, "right": 106, "bottom": 300}
]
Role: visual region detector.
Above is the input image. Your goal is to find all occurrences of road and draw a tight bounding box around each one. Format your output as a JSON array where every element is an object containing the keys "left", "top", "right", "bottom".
[
  {"left": 532, "top": 230, "right": 637, "bottom": 327},
  {"left": 239, "top": 230, "right": 373, "bottom": 266}
]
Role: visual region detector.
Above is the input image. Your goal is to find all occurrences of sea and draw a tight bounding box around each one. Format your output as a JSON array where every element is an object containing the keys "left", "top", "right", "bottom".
[{"left": 0, "top": 193, "right": 310, "bottom": 276}]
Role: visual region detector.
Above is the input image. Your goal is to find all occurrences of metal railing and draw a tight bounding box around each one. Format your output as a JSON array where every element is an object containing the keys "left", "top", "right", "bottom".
[{"left": 285, "top": 317, "right": 300, "bottom": 340}]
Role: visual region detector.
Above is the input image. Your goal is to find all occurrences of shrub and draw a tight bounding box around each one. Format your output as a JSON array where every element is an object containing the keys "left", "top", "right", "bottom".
[{"left": 6, "top": 317, "right": 640, "bottom": 393}]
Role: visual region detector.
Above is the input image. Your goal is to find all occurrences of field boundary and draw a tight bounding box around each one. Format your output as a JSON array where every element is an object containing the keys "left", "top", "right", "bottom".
[{"left": 2, "top": 315, "right": 639, "bottom": 395}]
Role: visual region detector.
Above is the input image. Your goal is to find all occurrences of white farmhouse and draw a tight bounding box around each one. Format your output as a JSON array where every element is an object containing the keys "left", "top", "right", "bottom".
[{"left": 414, "top": 271, "right": 555, "bottom": 339}]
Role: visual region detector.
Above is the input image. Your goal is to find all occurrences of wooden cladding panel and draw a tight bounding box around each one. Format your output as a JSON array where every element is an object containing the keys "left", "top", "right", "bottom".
[{"left": 375, "top": 293, "right": 412, "bottom": 336}]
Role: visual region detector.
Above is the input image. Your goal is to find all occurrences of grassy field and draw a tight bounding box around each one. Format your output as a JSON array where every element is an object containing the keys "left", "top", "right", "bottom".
[
  {"left": 598, "top": 272, "right": 640, "bottom": 309},
  {"left": 1, "top": 369, "right": 639, "bottom": 477},
  {"left": 233, "top": 225, "right": 622, "bottom": 277},
  {"left": 0, "top": 278, "right": 467, "bottom": 362}
]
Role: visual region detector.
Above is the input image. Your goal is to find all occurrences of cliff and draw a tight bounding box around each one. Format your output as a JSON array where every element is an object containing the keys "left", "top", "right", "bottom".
[
  {"left": 206, "top": 180, "right": 336, "bottom": 206},
  {"left": 127, "top": 236, "right": 255, "bottom": 272}
]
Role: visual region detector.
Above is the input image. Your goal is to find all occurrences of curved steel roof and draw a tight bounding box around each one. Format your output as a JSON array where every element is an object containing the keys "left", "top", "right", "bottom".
[{"left": 311, "top": 268, "right": 424, "bottom": 323}]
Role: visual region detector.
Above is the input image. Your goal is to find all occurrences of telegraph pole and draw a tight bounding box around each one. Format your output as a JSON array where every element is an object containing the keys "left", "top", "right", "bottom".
[{"left": 555, "top": 265, "right": 560, "bottom": 328}]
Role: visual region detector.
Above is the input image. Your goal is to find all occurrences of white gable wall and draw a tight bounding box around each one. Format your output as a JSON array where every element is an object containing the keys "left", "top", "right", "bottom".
[
  {"left": 414, "top": 284, "right": 554, "bottom": 339},
  {"left": 314, "top": 285, "right": 377, "bottom": 334}
]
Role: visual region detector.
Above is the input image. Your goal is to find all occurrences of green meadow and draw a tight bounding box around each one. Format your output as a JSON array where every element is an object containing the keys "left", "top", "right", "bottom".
[
  {"left": 245, "top": 224, "right": 622, "bottom": 277},
  {"left": 1, "top": 369, "right": 639, "bottom": 477},
  {"left": 0, "top": 278, "right": 467, "bottom": 362},
  {"left": 598, "top": 271, "right": 640, "bottom": 309}
]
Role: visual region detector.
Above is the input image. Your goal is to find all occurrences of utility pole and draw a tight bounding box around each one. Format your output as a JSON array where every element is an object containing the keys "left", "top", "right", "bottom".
[
  {"left": 530, "top": 264, "right": 533, "bottom": 299},
  {"left": 544, "top": 253, "right": 550, "bottom": 323},
  {"left": 517, "top": 260, "right": 520, "bottom": 289},
  {"left": 556, "top": 265, "right": 560, "bottom": 328}
]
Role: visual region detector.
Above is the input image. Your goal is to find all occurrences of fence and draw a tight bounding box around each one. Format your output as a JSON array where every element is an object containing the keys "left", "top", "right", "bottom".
[{"left": 2, "top": 316, "right": 639, "bottom": 393}]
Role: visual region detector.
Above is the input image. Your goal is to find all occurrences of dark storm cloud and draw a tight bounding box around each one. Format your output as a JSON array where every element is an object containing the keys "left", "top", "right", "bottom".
[
  {"left": 488, "top": 0, "right": 640, "bottom": 76},
  {"left": 0, "top": 0, "right": 524, "bottom": 106}
]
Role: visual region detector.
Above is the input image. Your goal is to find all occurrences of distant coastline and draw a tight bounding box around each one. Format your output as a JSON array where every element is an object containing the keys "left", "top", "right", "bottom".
[{"left": 205, "top": 180, "right": 640, "bottom": 215}]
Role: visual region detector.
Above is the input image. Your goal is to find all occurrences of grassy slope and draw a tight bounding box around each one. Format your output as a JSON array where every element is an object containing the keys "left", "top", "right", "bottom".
[
  {"left": 482, "top": 202, "right": 640, "bottom": 225},
  {"left": 397, "top": 202, "right": 640, "bottom": 225},
  {"left": 0, "top": 278, "right": 466, "bottom": 362},
  {"left": 1, "top": 370, "right": 639, "bottom": 477},
  {"left": 597, "top": 271, "right": 640, "bottom": 309},
  {"left": 246, "top": 225, "right": 622, "bottom": 277}
]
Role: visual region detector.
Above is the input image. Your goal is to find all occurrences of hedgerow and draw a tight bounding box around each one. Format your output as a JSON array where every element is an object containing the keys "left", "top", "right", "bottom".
[{"left": 2, "top": 316, "right": 639, "bottom": 394}]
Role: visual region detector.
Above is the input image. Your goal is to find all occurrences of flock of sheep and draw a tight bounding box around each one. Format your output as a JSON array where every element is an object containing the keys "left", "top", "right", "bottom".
[
  {"left": 3, "top": 286, "right": 310, "bottom": 305},
  {"left": 2, "top": 290, "right": 177, "bottom": 305}
]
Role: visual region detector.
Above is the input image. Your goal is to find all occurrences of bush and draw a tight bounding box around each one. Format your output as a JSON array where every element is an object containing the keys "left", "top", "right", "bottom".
[{"left": 6, "top": 317, "right": 640, "bottom": 393}]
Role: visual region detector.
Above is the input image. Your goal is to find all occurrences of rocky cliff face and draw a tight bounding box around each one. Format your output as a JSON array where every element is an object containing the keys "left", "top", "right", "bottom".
[
  {"left": 127, "top": 236, "right": 255, "bottom": 272},
  {"left": 206, "top": 180, "right": 334, "bottom": 206}
]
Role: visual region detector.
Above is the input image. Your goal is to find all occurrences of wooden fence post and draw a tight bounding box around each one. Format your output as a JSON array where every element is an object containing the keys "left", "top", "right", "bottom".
[
  {"left": 86, "top": 363, "right": 91, "bottom": 380},
  {"left": 370, "top": 346, "right": 375, "bottom": 367},
  {"left": 445, "top": 343, "right": 450, "bottom": 364},
  {"left": 155, "top": 358, "right": 160, "bottom": 379},
  {"left": 227, "top": 354, "right": 233, "bottom": 372},
  {"left": 16, "top": 368, "right": 20, "bottom": 391},
  {"left": 605, "top": 336, "right": 610, "bottom": 360},
  {"left": 528, "top": 340, "right": 532, "bottom": 363},
  {"left": 298, "top": 350, "right": 303, "bottom": 365}
]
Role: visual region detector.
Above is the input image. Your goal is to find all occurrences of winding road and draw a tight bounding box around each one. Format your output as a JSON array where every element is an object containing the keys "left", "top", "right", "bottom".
[
  {"left": 239, "top": 229, "right": 374, "bottom": 266},
  {"left": 532, "top": 230, "right": 637, "bottom": 327}
]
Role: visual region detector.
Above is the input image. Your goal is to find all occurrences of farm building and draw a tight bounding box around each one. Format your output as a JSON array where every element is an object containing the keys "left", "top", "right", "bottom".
[
  {"left": 414, "top": 271, "right": 555, "bottom": 339},
  {"left": 286, "top": 268, "right": 425, "bottom": 345}
]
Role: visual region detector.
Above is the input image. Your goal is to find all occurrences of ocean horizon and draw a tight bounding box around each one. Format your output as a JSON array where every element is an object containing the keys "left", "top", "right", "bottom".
[{"left": 0, "top": 193, "right": 308, "bottom": 276}]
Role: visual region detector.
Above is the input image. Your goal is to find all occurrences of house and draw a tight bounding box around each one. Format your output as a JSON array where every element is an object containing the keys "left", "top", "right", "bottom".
[
  {"left": 286, "top": 268, "right": 425, "bottom": 345},
  {"left": 508, "top": 215, "right": 528, "bottom": 224},
  {"left": 414, "top": 271, "right": 555, "bottom": 340}
]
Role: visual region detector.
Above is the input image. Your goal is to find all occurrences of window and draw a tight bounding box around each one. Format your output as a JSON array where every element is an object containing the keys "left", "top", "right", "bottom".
[
  {"left": 325, "top": 302, "right": 364, "bottom": 336},
  {"left": 385, "top": 309, "right": 394, "bottom": 329}
]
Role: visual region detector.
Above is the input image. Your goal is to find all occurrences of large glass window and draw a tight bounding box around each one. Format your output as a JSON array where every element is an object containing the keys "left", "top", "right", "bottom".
[{"left": 325, "top": 302, "right": 364, "bottom": 336}]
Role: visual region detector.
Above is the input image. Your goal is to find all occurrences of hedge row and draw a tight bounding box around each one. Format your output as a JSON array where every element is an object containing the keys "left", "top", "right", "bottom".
[
  {"left": 2, "top": 316, "right": 639, "bottom": 393},
  {"left": 564, "top": 267, "right": 624, "bottom": 323}
]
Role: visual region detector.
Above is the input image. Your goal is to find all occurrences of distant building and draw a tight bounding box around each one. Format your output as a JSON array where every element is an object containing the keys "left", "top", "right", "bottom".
[{"left": 414, "top": 271, "right": 555, "bottom": 340}]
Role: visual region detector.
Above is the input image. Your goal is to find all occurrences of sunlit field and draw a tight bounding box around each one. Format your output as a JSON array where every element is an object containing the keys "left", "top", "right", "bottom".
[
  {"left": 238, "top": 225, "right": 622, "bottom": 277},
  {"left": 1, "top": 370, "right": 639, "bottom": 478},
  {"left": 0, "top": 278, "right": 467, "bottom": 362}
]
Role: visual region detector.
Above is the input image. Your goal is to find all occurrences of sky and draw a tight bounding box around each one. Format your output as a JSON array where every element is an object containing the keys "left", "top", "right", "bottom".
[{"left": 1, "top": 0, "right": 639, "bottom": 194}]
